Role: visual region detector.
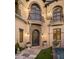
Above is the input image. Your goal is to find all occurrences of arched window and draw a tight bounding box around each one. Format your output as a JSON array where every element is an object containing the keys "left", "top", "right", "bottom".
[
  {"left": 15, "top": 0, "right": 21, "bottom": 15},
  {"left": 53, "top": 7, "right": 62, "bottom": 22},
  {"left": 15, "top": 0, "right": 18, "bottom": 13},
  {"left": 29, "top": 4, "right": 42, "bottom": 20}
]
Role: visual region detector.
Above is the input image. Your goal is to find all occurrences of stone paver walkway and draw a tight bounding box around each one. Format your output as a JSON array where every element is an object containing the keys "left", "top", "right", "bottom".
[{"left": 15, "top": 46, "right": 41, "bottom": 59}]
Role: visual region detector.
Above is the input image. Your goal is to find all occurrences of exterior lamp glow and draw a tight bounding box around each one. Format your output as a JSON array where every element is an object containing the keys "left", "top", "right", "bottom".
[{"left": 25, "top": 33, "right": 29, "bottom": 42}]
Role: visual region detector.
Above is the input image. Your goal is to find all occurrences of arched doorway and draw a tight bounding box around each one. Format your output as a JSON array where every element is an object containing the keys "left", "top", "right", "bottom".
[{"left": 32, "top": 29, "right": 40, "bottom": 46}]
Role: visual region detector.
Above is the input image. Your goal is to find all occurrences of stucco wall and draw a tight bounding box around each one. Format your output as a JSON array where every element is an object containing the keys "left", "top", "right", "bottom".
[
  {"left": 15, "top": 0, "right": 64, "bottom": 47},
  {"left": 49, "top": 25, "right": 64, "bottom": 47},
  {"left": 15, "top": 17, "right": 29, "bottom": 47},
  {"left": 18, "top": 0, "right": 46, "bottom": 22}
]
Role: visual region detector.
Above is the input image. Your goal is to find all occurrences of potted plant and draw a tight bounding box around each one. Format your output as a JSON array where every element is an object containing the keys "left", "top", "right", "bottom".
[
  {"left": 26, "top": 42, "right": 31, "bottom": 49},
  {"left": 15, "top": 43, "right": 20, "bottom": 54},
  {"left": 43, "top": 41, "right": 47, "bottom": 46},
  {"left": 53, "top": 40, "right": 60, "bottom": 47}
]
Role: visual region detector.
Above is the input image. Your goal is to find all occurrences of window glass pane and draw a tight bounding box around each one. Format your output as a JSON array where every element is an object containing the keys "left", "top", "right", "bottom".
[
  {"left": 56, "top": 16, "right": 60, "bottom": 20},
  {"left": 36, "top": 15, "right": 41, "bottom": 20},
  {"left": 36, "top": 10, "right": 40, "bottom": 14},
  {"left": 36, "top": 15, "right": 39, "bottom": 20},
  {"left": 29, "top": 5, "right": 41, "bottom": 20},
  {"left": 53, "top": 17, "right": 55, "bottom": 20},
  {"left": 53, "top": 28, "right": 61, "bottom": 40},
  {"left": 32, "top": 6, "right": 36, "bottom": 9},
  {"left": 31, "top": 9, "right": 36, "bottom": 13},
  {"left": 35, "top": 10, "right": 38, "bottom": 14},
  {"left": 57, "top": 13, "right": 61, "bottom": 15},
  {"left": 53, "top": 13, "right": 56, "bottom": 16},
  {"left": 53, "top": 11, "right": 56, "bottom": 14},
  {"left": 53, "top": 29, "right": 57, "bottom": 40},
  {"left": 36, "top": 7, "right": 40, "bottom": 10},
  {"left": 54, "top": 17, "right": 57, "bottom": 21},
  {"left": 53, "top": 8, "right": 61, "bottom": 21},
  {"left": 19, "top": 29, "right": 23, "bottom": 42},
  {"left": 30, "top": 14, "right": 36, "bottom": 20},
  {"left": 57, "top": 29, "right": 61, "bottom": 40},
  {"left": 57, "top": 9, "right": 61, "bottom": 12}
]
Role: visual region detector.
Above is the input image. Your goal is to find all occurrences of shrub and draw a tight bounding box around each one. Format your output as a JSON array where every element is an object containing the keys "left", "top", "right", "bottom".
[
  {"left": 19, "top": 47, "right": 25, "bottom": 51},
  {"left": 15, "top": 43, "right": 20, "bottom": 54},
  {"left": 15, "top": 43, "right": 25, "bottom": 54},
  {"left": 53, "top": 40, "right": 60, "bottom": 47}
]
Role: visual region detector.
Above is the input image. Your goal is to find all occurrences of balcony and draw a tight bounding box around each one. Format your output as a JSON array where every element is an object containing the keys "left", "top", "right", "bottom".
[
  {"left": 49, "top": 14, "right": 64, "bottom": 26},
  {"left": 28, "top": 15, "right": 44, "bottom": 25},
  {"left": 53, "top": 21, "right": 63, "bottom": 25},
  {"left": 29, "top": 20, "right": 43, "bottom": 25},
  {"left": 49, "top": 20, "right": 64, "bottom": 26}
]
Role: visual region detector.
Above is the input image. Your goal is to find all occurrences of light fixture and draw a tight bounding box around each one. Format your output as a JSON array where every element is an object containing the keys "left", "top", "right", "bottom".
[{"left": 25, "top": 33, "right": 29, "bottom": 37}]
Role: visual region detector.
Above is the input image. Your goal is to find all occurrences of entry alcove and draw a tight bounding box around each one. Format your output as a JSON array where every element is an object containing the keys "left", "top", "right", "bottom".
[{"left": 29, "top": 24, "right": 42, "bottom": 46}]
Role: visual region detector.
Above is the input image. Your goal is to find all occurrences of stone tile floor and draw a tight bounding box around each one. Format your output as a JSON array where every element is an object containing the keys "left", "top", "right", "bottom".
[{"left": 15, "top": 46, "right": 41, "bottom": 59}]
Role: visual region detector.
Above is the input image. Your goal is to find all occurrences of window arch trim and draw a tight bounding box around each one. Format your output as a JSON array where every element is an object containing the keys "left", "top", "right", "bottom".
[
  {"left": 29, "top": 3, "right": 42, "bottom": 20},
  {"left": 53, "top": 6, "right": 63, "bottom": 22}
]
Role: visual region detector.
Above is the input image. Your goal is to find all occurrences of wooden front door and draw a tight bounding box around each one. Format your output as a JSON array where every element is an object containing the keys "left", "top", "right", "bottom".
[{"left": 32, "top": 29, "right": 40, "bottom": 46}]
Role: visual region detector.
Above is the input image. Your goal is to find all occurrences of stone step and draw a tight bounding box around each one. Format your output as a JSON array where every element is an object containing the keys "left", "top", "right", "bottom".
[{"left": 16, "top": 46, "right": 41, "bottom": 59}]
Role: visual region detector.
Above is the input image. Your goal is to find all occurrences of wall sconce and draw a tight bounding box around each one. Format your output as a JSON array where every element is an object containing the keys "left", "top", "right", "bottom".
[
  {"left": 47, "top": 12, "right": 52, "bottom": 20},
  {"left": 25, "top": 33, "right": 30, "bottom": 42},
  {"left": 25, "top": 33, "right": 29, "bottom": 37},
  {"left": 41, "top": 33, "right": 47, "bottom": 40},
  {"left": 41, "top": 34, "right": 43, "bottom": 38},
  {"left": 26, "top": 9, "right": 29, "bottom": 12}
]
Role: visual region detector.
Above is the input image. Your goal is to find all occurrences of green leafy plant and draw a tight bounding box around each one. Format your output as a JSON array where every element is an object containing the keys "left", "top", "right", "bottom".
[
  {"left": 35, "top": 47, "right": 53, "bottom": 59},
  {"left": 15, "top": 43, "right": 25, "bottom": 54},
  {"left": 15, "top": 43, "right": 20, "bottom": 54},
  {"left": 53, "top": 40, "right": 60, "bottom": 47}
]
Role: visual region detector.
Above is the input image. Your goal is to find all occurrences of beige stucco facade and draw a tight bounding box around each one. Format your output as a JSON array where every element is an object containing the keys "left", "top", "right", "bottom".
[{"left": 15, "top": 0, "right": 64, "bottom": 48}]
